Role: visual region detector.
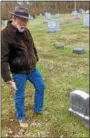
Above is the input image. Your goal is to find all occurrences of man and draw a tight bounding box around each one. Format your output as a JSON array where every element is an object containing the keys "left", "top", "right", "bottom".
[{"left": 1, "top": 7, "right": 45, "bottom": 128}]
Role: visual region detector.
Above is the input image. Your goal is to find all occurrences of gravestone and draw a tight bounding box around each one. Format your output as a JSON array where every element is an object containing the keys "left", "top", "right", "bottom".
[
  {"left": 56, "top": 45, "right": 64, "bottom": 49},
  {"left": 1, "top": 20, "right": 4, "bottom": 26},
  {"left": 47, "top": 18, "right": 60, "bottom": 33},
  {"left": 45, "top": 12, "right": 51, "bottom": 19},
  {"left": 43, "top": 12, "right": 51, "bottom": 23},
  {"left": 83, "top": 13, "right": 89, "bottom": 27},
  {"left": 79, "top": 9, "right": 85, "bottom": 14},
  {"left": 76, "top": 13, "right": 80, "bottom": 19},
  {"left": 72, "top": 10, "right": 80, "bottom": 19},
  {"left": 40, "top": 13, "right": 42, "bottom": 16},
  {"left": 55, "top": 13, "right": 60, "bottom": 18},
  {"left": 72, "top": 10, "right": 78, "bottom": 16},
  {"left": 72, "top": 47, "right": 85, "bottom": 54},
  {"left": 29, "top": 15, "right": 33, "bottom": 20},
  {"left": 5, "top": 20, "right": 8, "bottom": 26},
  {"left": 85, "top": 10, "right": 89, "bottom": 14},
  {"left": 68, "top": 90, "right": 89, "bottom": 128},
  {"left": 1, "top": 20, "right": 7, "bottom": 26}
]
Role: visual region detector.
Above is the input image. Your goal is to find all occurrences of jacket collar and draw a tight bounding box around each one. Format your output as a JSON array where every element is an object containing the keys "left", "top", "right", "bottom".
[{"left": 7, "top": 20, "right": 18, "bottom": 33}]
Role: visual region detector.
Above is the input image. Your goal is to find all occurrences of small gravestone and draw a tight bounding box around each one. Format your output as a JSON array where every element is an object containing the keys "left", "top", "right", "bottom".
[
  {"left": 43, "top": 12, "right": 51, "bottom": 23},
  {"left": 83, "top": 13, "right": 89, "bottom": 27},
  {"left": 47, "top": 19, "right": 56, "bottom": 32},
  {"left": 73, "top": 47, "right": 85, "bottom": 54},
  {"left": 47, "top": 18, "right": 60, "bottom": 33},
  {"left": 72, "top": 10, "right": 78, "bottom": 16},
  {"left": 72, "top": 10, "right": 80, "bottom": 19},
  {"left": 68, "top": 90, "right": 89, "bottom": 128},
  {"left": 56, "top": 45, "right": 64, "bottom": 49},
  {"left": 79, "top": 9, "right": 85, "bottom": 14},
  {"left": 1, "top": 20, "right": 7, "bottom": 26},
  {"left": 85, "top": 10, "right": 89, "bottom": 14},
  {"left": 3, "top": 20, "right": 8, "bottom": 26},
  {"left": 40, "top": 13, "right": 42, "bottom": 16},
  {"left": 1, "top": 20, "right": 4, "bottom": 26},
  {"left": 29, "top": 15, "right": 33, "bottom": 20},
  {"left": 45, "top": 12, "right": 51, "bottom": 19},
  {"left": 55, "top": 13, "right": 60, "bottom": 18},
  {"left": 76, "top": 13, "right": 80, "bottom": 19}
]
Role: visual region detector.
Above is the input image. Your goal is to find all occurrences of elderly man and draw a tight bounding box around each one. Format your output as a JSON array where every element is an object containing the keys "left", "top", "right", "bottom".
[{"left": 1, "top": 7, "right": 45, "bottom": 128}]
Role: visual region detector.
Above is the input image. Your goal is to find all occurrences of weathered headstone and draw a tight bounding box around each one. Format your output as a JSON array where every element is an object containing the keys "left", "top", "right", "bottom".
[
  {"left": 72, "top": 10, "right": 80, "bottom": 19},
  {"left": 56, "top": 45, "right": 64, "bottom": 49},
  {"left": 79, "top": 9, "right": 85, "bottom": 14},
  {"left": 1, "top": 20, "right": 4, "bottom": 26},
  {"left": 40, "top": 13, "right": 42, "bottom": 16},
  {"left": 72, "top": 47, "right": 85, "bottom": 54},
  {"left": 1, "top": 20, "right": 7, "bottom": 26},
  {"left": 43, "top": 12, "right": 51, "bottom": 23},
  {"left": 76, "top": 13, "right": 80, "bottom": 19},
  {"left": 47, "top": 19, "right": 56, "bottom": 32},
  {"left": 55, "top": 13, "right": 60, "bottom": 18},
  {"left": 29, "top": 15, "right": 33, "bottom": 20},
  {"left": 47, "top": 18, "right": 60, "bottom": 33},
  {"left": 5, "top": 20, "right": 8, "bottom": 26},
  {"left": 72, "top": 10, "right": 78, "bottom": 16},
  {"left": 85, "top": 10, "right": 89, "bottom": 14},
  {"left": 83, "top": 13, "right": 89, "bottom": 27},
  {"left": 68, "top": 90, "right": 89, "bottom": 128},
  {"left": 45, "top": 12, "right": 51, "bottom": 19}
]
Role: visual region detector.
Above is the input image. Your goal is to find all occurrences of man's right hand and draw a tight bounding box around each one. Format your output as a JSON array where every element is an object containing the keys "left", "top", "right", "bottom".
[{"left": 7, "top": 80, "right": 17, "bottom": 90}]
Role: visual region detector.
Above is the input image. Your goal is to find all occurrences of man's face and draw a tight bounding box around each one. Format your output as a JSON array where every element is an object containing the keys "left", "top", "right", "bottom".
[
  {"left": 15, "top": 17, "right": 28, "bottom": 27},
  {"left": 13, "top": 16, "right": 29, "bottom": 32}
]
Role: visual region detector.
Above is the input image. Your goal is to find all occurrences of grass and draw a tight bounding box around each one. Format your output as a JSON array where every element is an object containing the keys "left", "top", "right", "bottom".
[{"left": 1, "top": 14, "right": 89, "bottom": 137}]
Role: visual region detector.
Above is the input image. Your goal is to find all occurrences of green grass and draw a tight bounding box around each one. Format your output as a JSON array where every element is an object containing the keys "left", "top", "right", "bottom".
[{"left": 2, "top": 14, "right": 89, "bottom": 137}]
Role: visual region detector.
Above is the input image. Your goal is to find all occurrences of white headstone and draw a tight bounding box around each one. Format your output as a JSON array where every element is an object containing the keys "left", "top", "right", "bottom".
[
  {"left": 29, "top": 15, "right": 33, "bottom": 20},
  {"left": 1, "top": 20, "right": 4, "bottom": 26},
  {"left": 72, "top": 10, "right": 78, "bottom": 16},
  {"left": 47, "top": 18, "right": 60, "bottom": 33},
  {"left": 45, "top": 12, "right": 51, "bottom": 20},
  {"left": 79, "top": 9, "right": 85, "bottom": 14},
  {"left": 43, "top": 12, "right": 51, "bottom": 23},
  {"left": 72, "top": 10, "right": 80, "bottom": 19},
  {"left": 2, "top": 20, "right": 8, "bottom": 26},
  {"left": 85, "top": 10, "right": 89, "bottom": 14},
  {"left": 76, "top": 13, "right": 80, "bottom": 19},
  {"left": 55, "top": 13, "right": 60, "bottom": 18},
  {"left": 83, "top": 13, "right": 89, "bottom": 27},
  {"left": 5, "top": 20, "right": 8, "bottom": 26},
  {"left": 68, "top": 90, "right": 89, "bottom": 128},
  {"left": 40, "top": 13, "right": 42, "bottom": 16}
]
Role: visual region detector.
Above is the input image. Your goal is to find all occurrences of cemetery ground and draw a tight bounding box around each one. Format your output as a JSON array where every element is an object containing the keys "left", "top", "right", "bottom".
[{"left": 1, "top": 14, "right": 89, "bottom": 137}]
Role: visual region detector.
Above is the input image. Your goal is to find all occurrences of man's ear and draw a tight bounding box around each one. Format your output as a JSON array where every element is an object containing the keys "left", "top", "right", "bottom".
[{"left": 12, "top": 15, "right": 17, "bottom": 21}]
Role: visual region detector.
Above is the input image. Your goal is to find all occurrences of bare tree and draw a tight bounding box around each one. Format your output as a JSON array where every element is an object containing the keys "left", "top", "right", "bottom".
[{"left": 1, "top": 1, "right": 89, "bottom": 20}]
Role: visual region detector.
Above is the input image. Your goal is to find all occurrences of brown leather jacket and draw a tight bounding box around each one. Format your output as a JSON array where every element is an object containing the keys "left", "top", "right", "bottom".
[{"left": 1, "top": 20, "right": 39, "bottom": 82}]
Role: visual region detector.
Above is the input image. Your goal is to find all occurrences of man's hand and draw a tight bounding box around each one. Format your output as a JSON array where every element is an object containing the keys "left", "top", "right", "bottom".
[{"left": 7, "top": 80, "right": 17, "bottom": 90}]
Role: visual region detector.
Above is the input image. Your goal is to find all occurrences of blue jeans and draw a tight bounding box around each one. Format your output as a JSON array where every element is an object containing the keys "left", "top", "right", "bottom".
[{"left": 12, "top": 68, "right": 45, "bottom": 120}]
